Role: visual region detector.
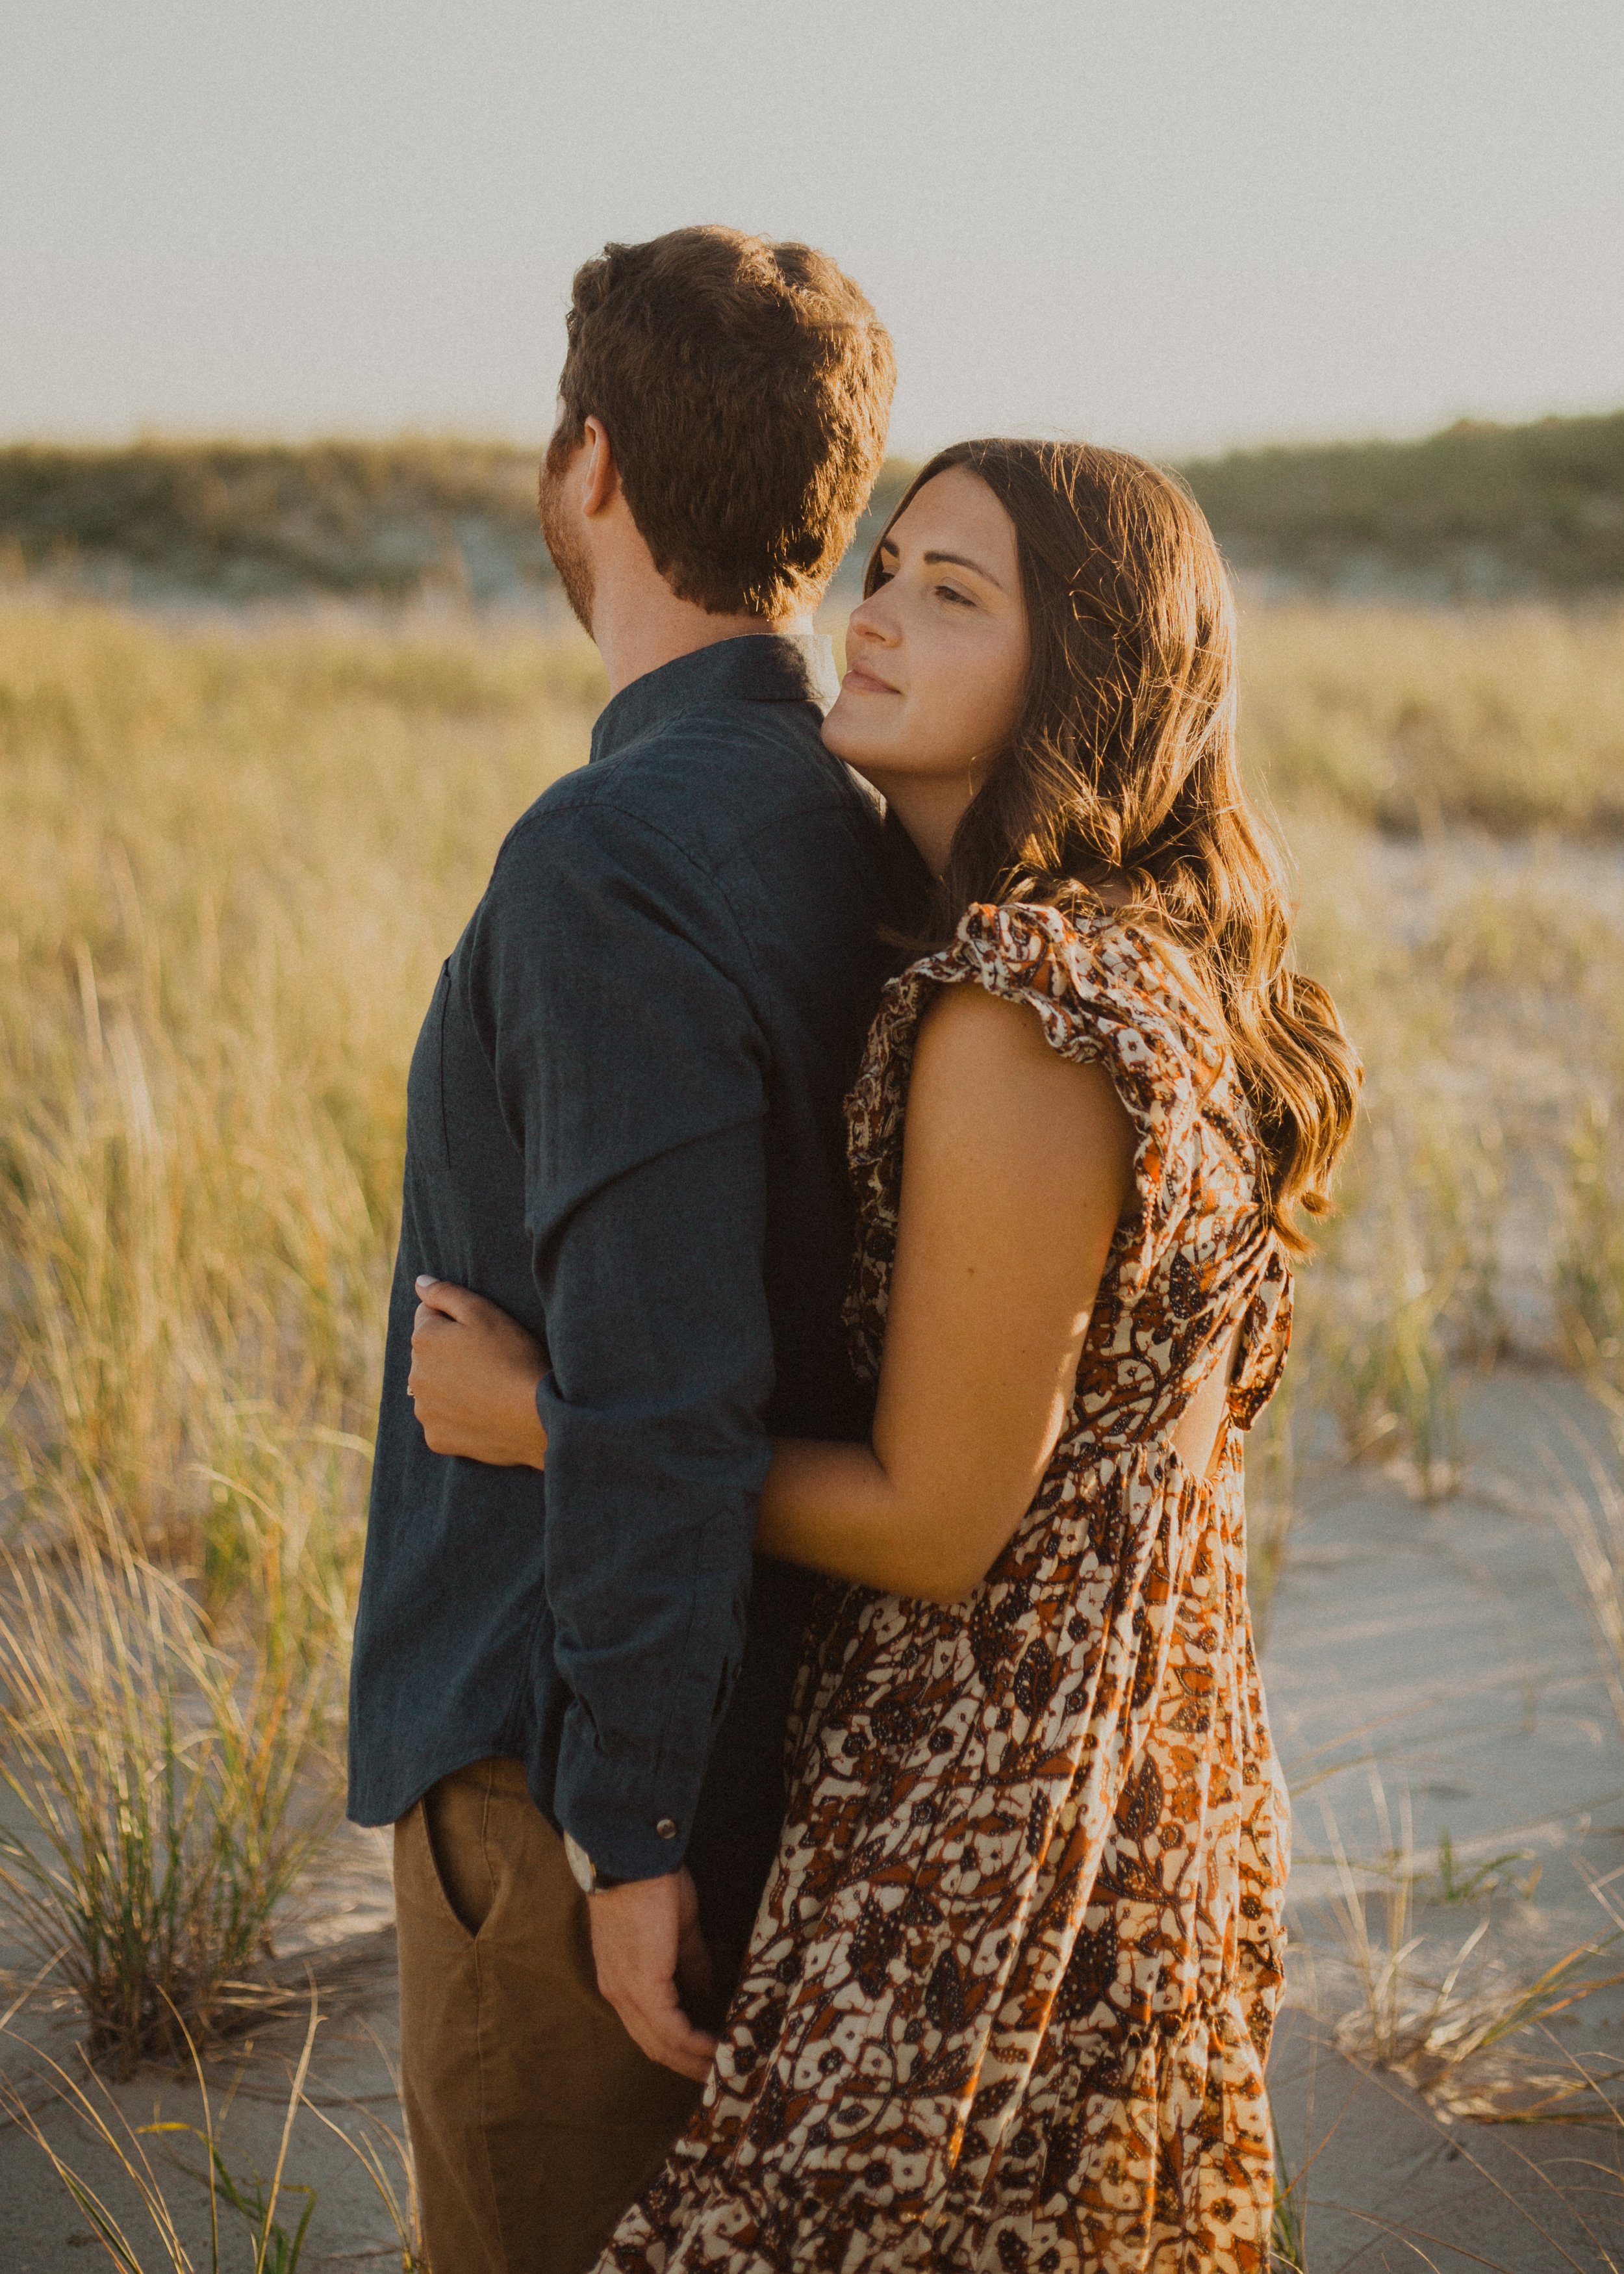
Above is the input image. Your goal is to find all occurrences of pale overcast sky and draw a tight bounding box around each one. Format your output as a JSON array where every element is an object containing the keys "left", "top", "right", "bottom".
[{"left": 5, "top": 0, "right": 1621, "bottom": 459}]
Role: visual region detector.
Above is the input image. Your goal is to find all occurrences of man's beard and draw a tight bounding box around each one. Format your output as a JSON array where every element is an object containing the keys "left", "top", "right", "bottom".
[{"left": 538, "top": 453, "right": 595, "bottom": 633}]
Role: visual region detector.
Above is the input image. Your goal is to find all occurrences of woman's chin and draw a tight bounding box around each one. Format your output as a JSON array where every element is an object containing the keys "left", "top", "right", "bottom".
[{"left": 818, "top": 702, "right": 872, "bottom": 766}]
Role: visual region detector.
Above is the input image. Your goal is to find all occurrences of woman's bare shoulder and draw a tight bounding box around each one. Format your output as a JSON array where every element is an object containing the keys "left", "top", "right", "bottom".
[
  {"left": 912, "top": 977, "right": 1135, "bottom": 1150},
  {"left": 918, "top": 973, "right": 1051, "bottom": 1054}
]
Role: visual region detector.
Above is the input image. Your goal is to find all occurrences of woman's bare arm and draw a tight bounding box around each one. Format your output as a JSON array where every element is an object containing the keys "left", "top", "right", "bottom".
[
  {"left": 755, "top": 984, "right": 1134, "bottom": 1601},
  {"left": 407, "top": 984, "right": 1134, "bottom": 1602}
]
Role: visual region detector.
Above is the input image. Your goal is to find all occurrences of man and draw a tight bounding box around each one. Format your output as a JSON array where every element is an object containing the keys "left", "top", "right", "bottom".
[{"left": 347, "top": 225, "right": 896, "bottom": 2273}]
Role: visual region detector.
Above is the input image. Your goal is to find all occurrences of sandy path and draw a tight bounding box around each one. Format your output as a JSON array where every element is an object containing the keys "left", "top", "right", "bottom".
[{"left": 1265, "top": 1370, "right": 1624, "bottom": 2269}]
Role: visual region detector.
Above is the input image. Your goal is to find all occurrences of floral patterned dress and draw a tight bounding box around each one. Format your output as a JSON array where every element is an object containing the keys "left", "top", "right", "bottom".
[{"left": 598, "top": 900, "right": 1293, "bottom": 2274}]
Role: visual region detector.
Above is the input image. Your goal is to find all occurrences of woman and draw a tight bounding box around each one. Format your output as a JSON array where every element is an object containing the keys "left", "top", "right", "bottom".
[{"left": 412, "top": 439, "right": 1359, "bottom": 2269}]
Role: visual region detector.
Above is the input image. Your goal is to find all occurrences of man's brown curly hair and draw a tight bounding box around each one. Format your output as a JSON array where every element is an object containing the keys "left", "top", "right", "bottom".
[{"left": 548, "top": 225, "right": 894, "bottom": 617}]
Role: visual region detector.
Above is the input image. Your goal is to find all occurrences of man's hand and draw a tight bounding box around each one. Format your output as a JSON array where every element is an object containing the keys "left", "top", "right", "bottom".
[
  {"left": 586, "top": 1867, "right": 719, "bottom": 2083},
  {"left": 408, "top": 1279, "right": 550, "bottom": 1467}
]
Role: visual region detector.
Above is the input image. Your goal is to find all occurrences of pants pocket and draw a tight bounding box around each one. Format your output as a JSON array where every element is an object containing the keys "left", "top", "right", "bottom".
[{"left": 396, "top": 1769, "right": 499, "bottom": 1943}]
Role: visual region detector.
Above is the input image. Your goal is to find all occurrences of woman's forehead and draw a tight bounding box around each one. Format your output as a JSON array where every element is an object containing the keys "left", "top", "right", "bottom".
[{"left": 887, "top": 466, "right": 1015, "bottom": 560}]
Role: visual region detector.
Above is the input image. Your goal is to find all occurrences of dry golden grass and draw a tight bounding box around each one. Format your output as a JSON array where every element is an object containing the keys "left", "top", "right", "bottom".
[
  {"left": 1, "top": 589, "right": 1621, "bottom": 2059},
  {"left": 0, "top": 598, "right": 600, "bottom": 1561},
  {"left": 1241, "top": 602, "right": 1624, "bottom": 836}
]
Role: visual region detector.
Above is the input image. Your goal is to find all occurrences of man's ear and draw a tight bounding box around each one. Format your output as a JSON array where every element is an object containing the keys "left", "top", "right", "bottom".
[{"left": 580, "top": 416, "right": 620, "bottom": 520}]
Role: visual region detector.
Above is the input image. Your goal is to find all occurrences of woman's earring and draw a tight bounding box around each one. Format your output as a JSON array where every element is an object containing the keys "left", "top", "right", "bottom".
[{"left": 967, "top": 754, "right": 978, "bottom": 799}]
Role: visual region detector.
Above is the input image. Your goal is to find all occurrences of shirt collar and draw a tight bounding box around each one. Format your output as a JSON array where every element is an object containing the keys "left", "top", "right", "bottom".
[{"left": 589, "top": 634, "right": 841, "bottom": 766}]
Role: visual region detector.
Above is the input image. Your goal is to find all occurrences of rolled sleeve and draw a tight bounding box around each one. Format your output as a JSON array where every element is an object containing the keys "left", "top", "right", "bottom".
[{"left": 470, "top": 797, "right": 774, "bottom": 1881}]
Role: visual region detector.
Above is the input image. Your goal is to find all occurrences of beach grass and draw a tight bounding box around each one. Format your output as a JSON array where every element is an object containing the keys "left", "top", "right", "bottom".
[
  {"left": 0, "top": 1509, "right": 338, "bottom": 2075},
  {"left": 0, "top": 1996, "right": 323, "bottom": 2271}
]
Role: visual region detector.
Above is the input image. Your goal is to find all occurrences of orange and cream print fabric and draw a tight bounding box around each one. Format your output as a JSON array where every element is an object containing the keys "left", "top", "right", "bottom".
[{"left": 599, "top": 900, "right": 1293, "bottom": 2274}]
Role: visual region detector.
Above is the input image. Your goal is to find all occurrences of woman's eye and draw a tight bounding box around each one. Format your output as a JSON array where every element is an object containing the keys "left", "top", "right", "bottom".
[{"left": 935, "top": 584, "right": 973, "bottom": 607}]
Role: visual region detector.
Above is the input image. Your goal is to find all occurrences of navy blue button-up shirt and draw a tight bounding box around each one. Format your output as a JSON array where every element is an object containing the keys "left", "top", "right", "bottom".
[{"left": 348, "top": 634, "right": 895, "bottom": 1937}]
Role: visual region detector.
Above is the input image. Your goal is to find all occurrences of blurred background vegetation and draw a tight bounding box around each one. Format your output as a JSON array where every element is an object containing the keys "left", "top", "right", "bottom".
[{"left": 5, "top": 407, "right": 1623, "bottom": 607}]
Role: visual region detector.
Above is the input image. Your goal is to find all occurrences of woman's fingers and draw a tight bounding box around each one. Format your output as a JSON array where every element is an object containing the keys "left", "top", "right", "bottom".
[
  {"left": 414, "top": 1274, "right": 483, "bottom": 1323},
  {"left": 413, "top": 1277, "right": 548, "bottom": 1365},
  {"left": 406, "top": 1279, "right": 549, "bottom": 1468}
]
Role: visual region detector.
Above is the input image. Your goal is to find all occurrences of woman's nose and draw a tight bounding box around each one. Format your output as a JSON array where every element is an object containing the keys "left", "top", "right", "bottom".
[{"left": 848, "top": 593, "right": 899, "bottom": 647}]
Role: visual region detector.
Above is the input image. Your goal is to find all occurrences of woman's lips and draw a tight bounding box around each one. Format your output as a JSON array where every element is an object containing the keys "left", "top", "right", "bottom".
[{"left": 843, "top": 662, "right": 898, "bottom": 694}]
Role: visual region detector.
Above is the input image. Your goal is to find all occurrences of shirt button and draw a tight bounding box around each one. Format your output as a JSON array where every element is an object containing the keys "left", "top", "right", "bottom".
[{"left": 656, "top": 1818, "right": 678, "bottom": 1839}]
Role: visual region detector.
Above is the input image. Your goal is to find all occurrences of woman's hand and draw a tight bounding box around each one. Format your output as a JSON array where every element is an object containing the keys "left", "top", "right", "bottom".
[{"left": 408, "top": 1279, "right": 550, "bottom": 1468}]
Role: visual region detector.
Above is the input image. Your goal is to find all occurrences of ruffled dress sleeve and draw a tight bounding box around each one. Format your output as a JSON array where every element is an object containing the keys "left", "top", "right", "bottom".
[{"left": 844, "top": 897, "right": 1248, "bottom": 1383}]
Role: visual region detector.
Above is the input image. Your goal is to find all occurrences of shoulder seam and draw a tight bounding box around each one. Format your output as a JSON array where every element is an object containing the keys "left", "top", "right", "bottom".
[{"left": 498, "top": 781, "right": 768, "bottom": 998}]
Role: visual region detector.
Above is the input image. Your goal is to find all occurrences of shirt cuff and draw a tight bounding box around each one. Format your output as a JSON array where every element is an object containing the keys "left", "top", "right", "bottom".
[{"left": 554, "top": 1722, "right": 697, "bottom": 1882}]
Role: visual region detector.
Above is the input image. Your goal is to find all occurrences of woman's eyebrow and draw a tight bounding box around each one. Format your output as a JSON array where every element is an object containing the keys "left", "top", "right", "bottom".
[{"left": 922, "top": 548, "right": 1004, "bottom": 591}]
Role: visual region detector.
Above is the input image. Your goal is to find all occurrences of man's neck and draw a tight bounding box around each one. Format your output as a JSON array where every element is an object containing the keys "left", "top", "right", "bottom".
[{"left": 590, "top": 564, "right": 816, "bottom": 697}]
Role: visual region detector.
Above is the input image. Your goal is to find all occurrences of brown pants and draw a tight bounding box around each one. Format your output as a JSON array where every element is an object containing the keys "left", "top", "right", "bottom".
[{"left": 394, "top": 1757, "right": 704, "bottom": 2274}]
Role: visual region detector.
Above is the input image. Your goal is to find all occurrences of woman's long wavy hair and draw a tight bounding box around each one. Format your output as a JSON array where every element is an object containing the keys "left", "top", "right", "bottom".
[{"left": 870, "top": 439, "right": 1361, "bottom": 1250}]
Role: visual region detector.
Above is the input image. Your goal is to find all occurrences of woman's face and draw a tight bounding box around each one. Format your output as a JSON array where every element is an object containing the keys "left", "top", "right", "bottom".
[{"left": 822, "top": 466, "right": 1030, "bottom": 833}]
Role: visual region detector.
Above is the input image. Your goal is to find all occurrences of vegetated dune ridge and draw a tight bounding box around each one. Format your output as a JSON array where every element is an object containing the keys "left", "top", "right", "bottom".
[
  {"left": 3, "top": 409, "right": 1621, "bottom": 604},
  {"left": 0, "top": 441, "right": 918, "bottom": 607},
  {"left": 1182, "top": 407, "right": 1624, "bottom": 599},
  {"left": 0, "top": 437, "right": 558, "bottom": 604}
]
